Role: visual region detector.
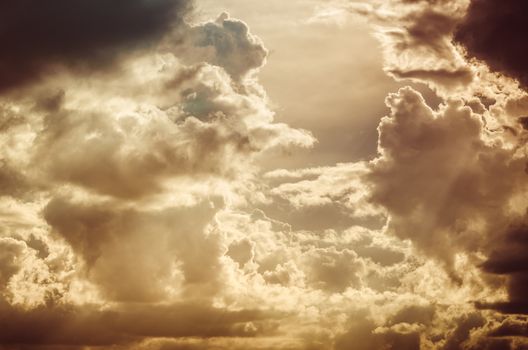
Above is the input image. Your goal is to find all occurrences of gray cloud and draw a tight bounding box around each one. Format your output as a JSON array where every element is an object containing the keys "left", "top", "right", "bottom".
[
  {"left": 0, "top": 301, "right": 275, "bottom": 348},
  {"left": 367, "top": 86, "right": 527, "bottom": 274},
  {"left": 2, "top": 0, "right": 528, "bottom": 348},
  {"left": 44, "top": 197, "right": 222, "bottom": 302},
  {"left": 184, "top": 13, "right": 268, "bottom": 81},
  {"left": 0, "top": 0, "right": 192, "bottom": 92},
  {"left": 455, "top": 0, "right": 528, "bottom": 89}
]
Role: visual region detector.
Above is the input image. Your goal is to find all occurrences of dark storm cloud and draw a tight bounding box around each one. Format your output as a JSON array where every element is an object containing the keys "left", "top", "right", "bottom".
[
  {"left": 480, "top": 220, "right": 528, "bottom": 315},
  {"left": 455, "top": 0, "right": 528, "bottom": 89},
  {"left": 519, "top": 117, "right": 528, "bottom": 131},
  {"left": 0, "top": 300, "right": 272, "bottom": 348},
  {"left": 489, "top": 318, "right": 528, "bottom": 338},
  {"left": 0, "top": 0, "right": 192, "bottom": 92}
]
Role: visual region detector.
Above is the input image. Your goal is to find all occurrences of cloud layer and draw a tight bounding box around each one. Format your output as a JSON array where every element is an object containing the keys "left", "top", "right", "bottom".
[{"left": 1, "top": 0, "right": 528, "bottom": 349}]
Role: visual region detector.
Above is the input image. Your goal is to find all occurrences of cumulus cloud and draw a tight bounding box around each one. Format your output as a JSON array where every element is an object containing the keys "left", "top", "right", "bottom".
[
  {"left": 183, "top": 13, "right": 268, "bottom": 81},
  {"left": 2, "top": 0, "right": 528, "bottom": 349},
  {"left": 303, "top": 0, "right": 528, "bottom": 343},
  {"left": 0, "top": 238, "right": 25, "bottom": 288},
  {"left": 306, "top": 0, "right": 526, "bottom": 318},
  {"left": 29, "top": 59, "right": 312, "bottom": 199},
  {"left": 368, "top": 86, "right": 527, "bottom": 270},
  {"left": 0, "top": 2, "right": 319, "bottom": 348},
  {"left": 213, "top": 207, "right": 508, "bottom": 350}
]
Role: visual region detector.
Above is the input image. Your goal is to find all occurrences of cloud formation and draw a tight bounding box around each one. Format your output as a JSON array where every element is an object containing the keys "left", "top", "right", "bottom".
[
  {"left": 184, "top": 13, "right": 268, "bottom": 81},
  {"left": 337, "top": 0, "right": 473, "bottom": 94},
  {"left": 368, "top": 86, "right": 527, "bottom": 270},
  {"left": 0, "top": 0, "right": 193, "bottom": 92},
  {"left": 455, "top": 0, "right": 528, "bottom": 89},
  {"left": 336, "top": 0, "right": 528, "bottom": 323},
  {"left": 1, "top": 0, "right": 528, "bottom": 349}
]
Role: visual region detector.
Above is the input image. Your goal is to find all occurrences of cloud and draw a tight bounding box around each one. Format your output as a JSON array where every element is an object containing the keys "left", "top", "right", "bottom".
[
  {"left": 335, "top": 0, "right": 473, "bottom": 94},
  {"left": 334, "top": 317, "right": 420, "bottom": 350},
  {"left": 347, "top": 0, "right": 528, "bottom": 322},
  {"left": 455, "top": 0, "right": 528, "bottom": 89},
  {"left": 261, "top": 163, "right": 381, "bottom": 231},
  {"left": 183, "top": 13, "right": 268, "bottom": 81},
  {"left": 0, "top": 301, "right": 276, "bottom": 348},
  {"left": 386, "top": 67, "right": 473, "bottom": 91},
  {"left": 0, "top": 238, "right": 26, "bottom": 288},
  {"left": 0, "top": 0, "right": 192, "bottom": 92},
  {"left": 43, "top": 196, "right": 224, "bottom": 302},
  {"left": 2, "top": 0, "right": 528, "bottom": 349},
  {"left": 217, "top": 209, "right": 492, "bottom": 349},
  {"left": 0, "top": 5, "right": 319, "bottom": 348},
  {"left": 367, "top": 86, "right": 527, "bottom": 272},
  {"left": 12, "top": 46, "right": 313, "bottom": 200},
  {"left": 226, "top": 238, "right": 254, "bottom": 267},
  {"left": 479, "top": 218, "right": 528, "bottom": 315}
]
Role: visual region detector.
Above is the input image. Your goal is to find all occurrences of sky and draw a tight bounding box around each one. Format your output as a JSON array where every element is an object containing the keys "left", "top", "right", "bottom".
[{"left": 0, "top": 0, "right": 527, "bottom": 349}]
